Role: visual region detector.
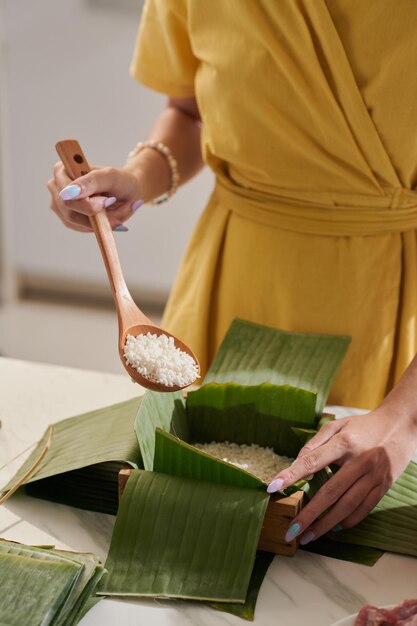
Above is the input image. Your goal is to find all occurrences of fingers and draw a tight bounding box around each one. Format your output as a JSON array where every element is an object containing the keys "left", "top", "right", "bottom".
[
  {"left": 297, "top": 419, "right": 346, "bottom": 457},
  {"left": 49, "top": 179, "right": 126, "bottom": 232},
  {"left": 294, "top": 465, "right": 370, "bottom": 541},
  {"left": 48, "top": 177, "right": 92, "bottom": 232},
  {"left": 48, "top": 162, "right": 141, "bottom": 231},
  {"left": 295, "top": 481, "right": 385, "bottom": 545},
  {"left": 339, "top": 484, "right": 384, "bottom": 529},
  {"left": 56, "top": 164, "right": 121, "bottom": 202},
  {"left": 51, "top": 163, "right": 108, "bottom": 220},
  {"left": 50, "top": 162, "right": 143, "bottom": 231},
  {"left": 274, "top": 410, "right": 406, "bottom": 547},
  {"left": 283, "top": 450, "right": 390, "bottom": 545},
  {"left": 53, "top": 161, "right": 73, "bottom": 189},
  {"left": 110, "top": 200, "right": 139, "bottom": 225},
  {"left": 267, "top": 434, "right": 348, "bottom": 494}
]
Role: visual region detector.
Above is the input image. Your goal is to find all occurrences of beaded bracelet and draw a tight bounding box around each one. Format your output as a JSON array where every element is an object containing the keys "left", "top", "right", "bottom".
[{"left": 126, "top": 140, "right": 179, "bottom": 205}]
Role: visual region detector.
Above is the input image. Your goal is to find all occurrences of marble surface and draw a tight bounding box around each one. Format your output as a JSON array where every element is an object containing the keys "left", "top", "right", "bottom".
[{"left": 1, "top": 357, "right": 416, "bottom": 625}]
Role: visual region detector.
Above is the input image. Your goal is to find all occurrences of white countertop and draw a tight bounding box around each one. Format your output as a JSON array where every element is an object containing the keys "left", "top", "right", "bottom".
[{"left": 1, "top": 356, "right": 416, "bottom": 626}]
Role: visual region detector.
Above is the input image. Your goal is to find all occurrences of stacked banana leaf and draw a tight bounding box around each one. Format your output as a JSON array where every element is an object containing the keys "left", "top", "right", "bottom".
[
  {"left": 1, "top": 396, "right": 143, "bottom": 514},
  {"left": 0, "top": 539, "right": 104, "bottom": 626},
  {"left": 3, "top": 319, "right": 417, "bottom": 620}
]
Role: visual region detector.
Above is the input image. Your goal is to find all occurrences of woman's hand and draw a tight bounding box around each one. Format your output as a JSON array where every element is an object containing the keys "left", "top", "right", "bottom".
[
  {"left": 47, "top": 96, "right": 204, "bottom": 234},
  {"left": 48, "top": 163, "right": 144, "bottom": 232},
  {"left": 267, "top": 408, "right": 417, "bottom": 545}
]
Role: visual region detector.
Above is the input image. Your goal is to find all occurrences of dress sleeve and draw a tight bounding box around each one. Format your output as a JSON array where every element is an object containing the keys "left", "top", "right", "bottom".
[{"left": 130, "top": 0, "right": 198, "bottom": 97}]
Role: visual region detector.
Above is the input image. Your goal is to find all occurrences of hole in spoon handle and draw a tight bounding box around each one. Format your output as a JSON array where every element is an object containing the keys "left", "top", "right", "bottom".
[
  {"left": 55, "top": 139, "right": 92, "bottom": 180},
  {"left": 55, "top": 138, "right": 108, "bottom": 241}
]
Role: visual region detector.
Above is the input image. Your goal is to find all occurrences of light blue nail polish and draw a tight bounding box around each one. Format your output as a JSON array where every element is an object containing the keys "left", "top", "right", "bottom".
[
  {"left": 285, "top": 522, "right": 302, "bottom": 543},
  {"left": 332, "top": 524, "right": 344, "bottom": 533},
  {"left": 299, "top": 531, "right": 316, "bottom": 546},
  {"left": 59, "top": 184, "right": 81, "bottom": 201},
  {"left": 267, "top": 478, "right": 284, "bottom": 493},
  {"left": 131, "top": 199, "right": 144, "bottom": 212},
  {"left": 113, "top": 225, "right": 128, "bottom": 232},
  {"left": 104, "top": 196, "right": 117, "bottom": 209}
]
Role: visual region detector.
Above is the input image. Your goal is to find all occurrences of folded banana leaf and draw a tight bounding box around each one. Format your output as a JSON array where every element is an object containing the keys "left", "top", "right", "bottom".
[
  {"left": 2, "top": 319, "right": 352, "bottom": 621},
  {"left": 204, "top": 318, "right": 350, "bottom": 414},
  {"left": 301, "top": 534, "right": 384, "bottom": 566},
  {"left": 134, "top": 386, "right": 382, "bottom": 615},
  {"left": 154, "top": 427, "right": 265, "bottom": 488},
  {"left": 136, "top": 382, "right": 317, "bottom": 471},
  {"left": 104, "top": 321, "right": 351, "bottom": 617},
  {"left": 97, "top": 470, "right": 269, "bottom": 603},
  {"left": 187, "top": 382, "right": 318, "bottom": 456},
  {"left": 26, "top": 461, "right": 126, "bottom": 516},
  {"left": 210, "top": 551, "right": 275, "bottom": 620},
  {"left": 1, "top": 397, "right": 143, "bottom": 513},
  {"left": 0, "top": 538, "right": 105, "bottom": 626}
]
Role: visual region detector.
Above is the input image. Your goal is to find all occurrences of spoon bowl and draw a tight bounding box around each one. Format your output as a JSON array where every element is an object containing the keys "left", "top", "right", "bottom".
[
  {"left": 119, "top": 323, "right": 199, "bottom": 392},
  {"left": 56, "top": 139, "right": 200, "bottom": 392}
]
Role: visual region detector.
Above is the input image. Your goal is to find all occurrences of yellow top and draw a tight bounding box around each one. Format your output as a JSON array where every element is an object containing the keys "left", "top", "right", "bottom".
[{"left": 131, "top": 0, "right": 417, "bottom": 409}]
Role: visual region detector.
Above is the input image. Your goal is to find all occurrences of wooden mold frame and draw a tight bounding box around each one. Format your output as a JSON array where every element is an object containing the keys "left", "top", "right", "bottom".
[{"left": 118, "top": 468, "right": 304, "bottom": 556}]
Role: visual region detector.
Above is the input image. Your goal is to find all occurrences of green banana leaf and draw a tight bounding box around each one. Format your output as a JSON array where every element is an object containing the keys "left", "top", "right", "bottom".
[
  {"left": 2, "top": 320, "right": 354, "bottom": 620},
  {"left": 134, "top": 390, "right": 186, "bottom": 471},
  {"left": 210, "top": 551, "right": 275, "bottom": 620},
  {"left": 154, "top": 428, "right": 265, "bottom": 488},
  {"left": 126, "top": 322, "right": 352, "bottom": 616},
  {"left": 52, "top": 548, "right": 105, "bottom": 626},
  {"left": 122, "top": 383, "right": 318, "bottom": 614},
  {"left": 0, "top": 539, "right": 105, "bottom": 626},
  {"left": 204, "top": 319, "right": 350, "bottom": 414},
  {"left": 75, "top": 596, "right": 103, "bottom": 623},
  {"left": 187, "top": 382, "right": 317, "bottom": 456},
  {"left": 135, "top": 383, "right": 317, "bottom": 470},
  {"left": 0, "top": 551, "right": 80, "bottom": 626},
  {"left": 301, "top": 535, "right": 384, "bottom": 566},
  {"left": 1, "top": 397, "right": 143, "bottom": 513},
  {"left": 26, "top": 461, "right": 127, "bottom": 516},
  {"left": 98, "top": 470, "right": 269, "bottom": 603}
]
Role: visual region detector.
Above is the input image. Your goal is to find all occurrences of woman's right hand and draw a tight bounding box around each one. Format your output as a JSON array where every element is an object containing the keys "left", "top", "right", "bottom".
[{"left": 47, "top": 162, "right": 144, "bottom": 232}]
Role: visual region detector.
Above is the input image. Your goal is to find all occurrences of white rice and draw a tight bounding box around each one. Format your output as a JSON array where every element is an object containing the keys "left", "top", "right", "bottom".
[
  {"left": 124, "top": 332, "right": 199, "bottom": 388},
  {"left": 193, "top": 441, "right": 293, "bottom": 483}
]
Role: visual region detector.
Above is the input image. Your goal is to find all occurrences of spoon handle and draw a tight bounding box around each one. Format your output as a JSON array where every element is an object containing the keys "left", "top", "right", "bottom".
[{"left": 55, "top": 139, "right": 136, "bottom": 315}]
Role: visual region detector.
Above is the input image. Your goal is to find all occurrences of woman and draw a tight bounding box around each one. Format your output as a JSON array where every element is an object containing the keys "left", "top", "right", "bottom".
[{"left": 48, "top": 0, "right": 417, "bottom": 545}]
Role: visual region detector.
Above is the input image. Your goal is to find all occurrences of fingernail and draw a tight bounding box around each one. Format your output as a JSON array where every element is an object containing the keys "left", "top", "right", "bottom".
[
  {"left": 59, "top": 184, "right": 81, "bottom": 200},
  {"left": 300, "top": 531, "right": 316, "bottom": 546},
  {"left": 267, "top": 478, "right": 284, "bottom": 493},
  {"left": 104, "top": 196, "right": 117, "bottom": 209},
  {"left": 332, "top": 524, "right": 344, "bottom": 533},
  {"left": 113, "top": 225, "right": 129, "bottom": 232},
  {"left": 285, "top": 522, "right": 302, "bottom": 543},
  {"left": 131, "top": 199, "right": 144, "bottom": 212}
]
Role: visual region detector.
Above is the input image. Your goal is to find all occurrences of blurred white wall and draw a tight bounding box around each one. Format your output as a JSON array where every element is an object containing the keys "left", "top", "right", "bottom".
[
  {"left": 0, "top": 0, "right": 15, "bottom": 306},
  {"left": 1, "top": 0, "right": 213, "bottom": 305}
]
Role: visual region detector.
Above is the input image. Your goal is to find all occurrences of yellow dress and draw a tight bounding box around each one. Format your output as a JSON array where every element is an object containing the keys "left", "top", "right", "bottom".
[{"left": 131, "top": 0, "right": 417, "bottom": 410}]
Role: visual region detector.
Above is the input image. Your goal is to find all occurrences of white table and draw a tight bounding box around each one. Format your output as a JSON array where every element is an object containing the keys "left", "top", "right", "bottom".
[{"left": 1, "top": 357, "right": 416, "bottom": 626}]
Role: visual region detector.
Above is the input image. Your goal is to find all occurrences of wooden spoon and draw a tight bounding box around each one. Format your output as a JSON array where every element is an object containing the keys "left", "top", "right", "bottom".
[{"left": 55, "top": 139, "right": 200, "bottom": 392}]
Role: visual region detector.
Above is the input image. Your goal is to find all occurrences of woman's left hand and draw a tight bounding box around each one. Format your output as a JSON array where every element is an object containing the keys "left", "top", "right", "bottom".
[{"left": 267, "top": 408, "right": 417, "bottom": 545}]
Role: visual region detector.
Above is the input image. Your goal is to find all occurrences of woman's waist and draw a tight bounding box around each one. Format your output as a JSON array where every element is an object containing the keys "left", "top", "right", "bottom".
[{"left": 214, "top": 173, "right": 417, "bottom": 237}]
